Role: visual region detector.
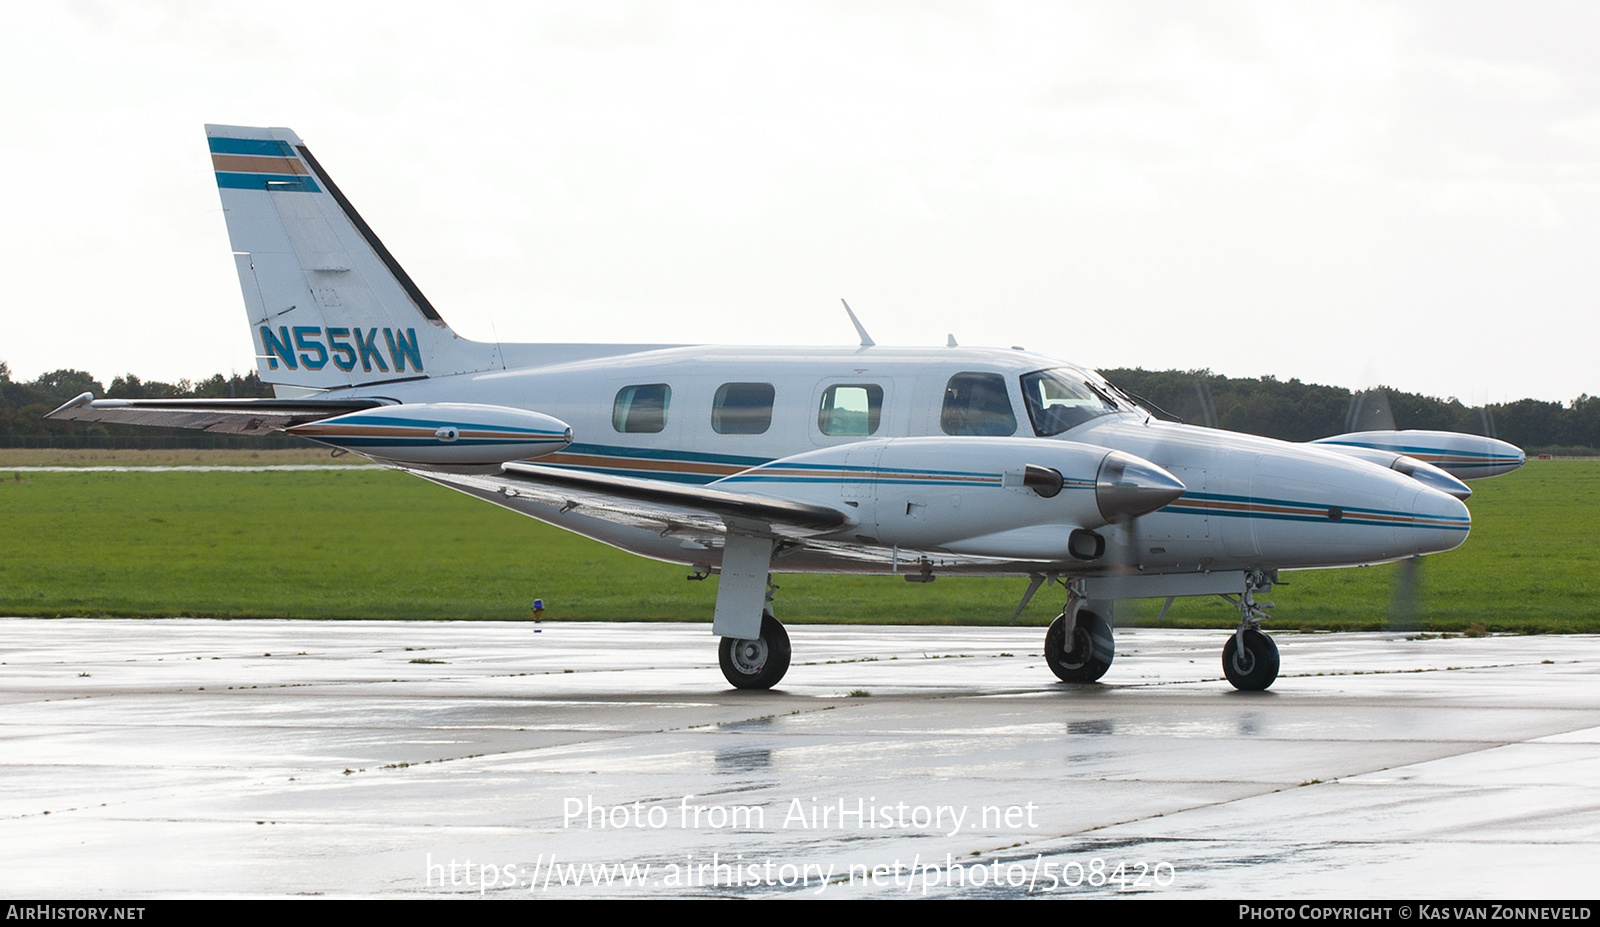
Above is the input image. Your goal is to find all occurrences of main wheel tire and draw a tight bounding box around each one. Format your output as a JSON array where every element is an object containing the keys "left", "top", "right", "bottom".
[
  {"left": 1045, "top": 609, "right": 1114, "bottom": 683},
  {"left": 1222, "top": 628, "right": 1280, "bottom": 691},
  {"left": 719, "top": 614, "right": 792, "bottom": 690}
]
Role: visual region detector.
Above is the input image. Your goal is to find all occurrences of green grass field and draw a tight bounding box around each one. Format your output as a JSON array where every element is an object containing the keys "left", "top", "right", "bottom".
[{"left": 1, "top": 462, "right": 1595, "bottom": 630}]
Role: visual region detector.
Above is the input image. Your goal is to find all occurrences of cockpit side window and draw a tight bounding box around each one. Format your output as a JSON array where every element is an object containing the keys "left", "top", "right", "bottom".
[
  {"left": 1020, "top": 368, "right": 1119, "bottom": 436},
  {"left": 612, "top": 383, "right": 671, "bottom": 434},
  {"left": 712, "top": 382, "right": 776, "bottom": 435},
  {"left": 940, "top": 372, "right": 1017, "bottom": 437}
]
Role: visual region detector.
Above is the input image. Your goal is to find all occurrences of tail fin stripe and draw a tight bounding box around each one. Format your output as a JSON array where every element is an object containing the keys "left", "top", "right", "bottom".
[
  {"left": 211, "top": 154, "right": 309, "bottom": 175},
  {"left": 208, "top": 137, "right": 295, "bottom": 157}
]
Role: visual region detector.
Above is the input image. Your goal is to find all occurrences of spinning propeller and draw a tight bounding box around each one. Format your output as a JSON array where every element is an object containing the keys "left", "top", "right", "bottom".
[{"left": 1347, "top": 388, "right": 1425, "bottom": 631}]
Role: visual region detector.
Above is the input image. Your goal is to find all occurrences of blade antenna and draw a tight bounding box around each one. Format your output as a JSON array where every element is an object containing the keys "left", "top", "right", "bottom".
[{"left": 841, "top": 299, "right": 875, "bottom": 347}]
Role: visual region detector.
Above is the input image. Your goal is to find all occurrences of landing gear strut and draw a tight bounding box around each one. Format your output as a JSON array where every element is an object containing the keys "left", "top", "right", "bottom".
[
  {"left": 719, "top": 613, "right": 791, "bottom": 690},
  {"left": 1045, "top": 591, "right": 1115, "bottom": 683},
  {"left": 1221, "top": 573, "right": 1279, "bottom": 691}
]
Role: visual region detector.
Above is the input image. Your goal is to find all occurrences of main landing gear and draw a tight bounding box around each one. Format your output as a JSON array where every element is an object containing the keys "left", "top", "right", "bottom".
[
  {"left": 718, "top": 612, "right": 791, "bottom": 690},
  {"left": 708, "top": 553, "right": 791, "bottom": 691}
]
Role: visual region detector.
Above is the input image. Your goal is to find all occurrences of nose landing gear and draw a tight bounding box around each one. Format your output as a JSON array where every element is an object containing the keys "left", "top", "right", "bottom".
[
  {"left": 1223, "top": 627, "right": 1279, "bottom": 690},
  {"left": 1221, "top": 575, "right": 1279, "bottom": 691},
  {"left": 1044, "top": 588, "right": 1115, "bottom": 683}
]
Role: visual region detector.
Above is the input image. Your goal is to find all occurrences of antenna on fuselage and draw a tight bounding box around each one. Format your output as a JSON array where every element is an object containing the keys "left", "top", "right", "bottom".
[
  {"left": 841, "top": 299, "right": 875, "bottom": 347},
  {"left": 947, "top": 334, "right": 959, "bottom": 347}
]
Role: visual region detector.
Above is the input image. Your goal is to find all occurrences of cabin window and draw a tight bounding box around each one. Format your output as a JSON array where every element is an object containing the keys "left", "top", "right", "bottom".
[
  {"left": 712, "top": 382, "right": 775, "bottom": 435},
  {"left": 612, "top": 383, "right": 671, "bottom": 434},
  {"left": 940, "top": 372, "right": 1017, "bottom": 436},
  {"left": 818, "top": 384, "right": 883, "bottom": 436},
  {"left": 1020, "top": 368, "right": 1120, "bottom": 436}
]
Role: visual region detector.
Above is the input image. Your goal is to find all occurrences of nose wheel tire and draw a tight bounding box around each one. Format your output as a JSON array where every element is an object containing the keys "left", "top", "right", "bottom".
[
  {"left": 1222, "top": 628, "right": 1280, "bottom": 691},
  {"left": 719, "top": 614, "right": 791, "bottom": 690},
  {"left": 1045, "top": 609, "right": 1114, "bottom": 683}
]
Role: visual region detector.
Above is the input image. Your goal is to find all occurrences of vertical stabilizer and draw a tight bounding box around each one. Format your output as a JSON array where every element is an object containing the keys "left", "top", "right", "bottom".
[{"left": 207, "top": 124, "right": 501, "bottom": 390}]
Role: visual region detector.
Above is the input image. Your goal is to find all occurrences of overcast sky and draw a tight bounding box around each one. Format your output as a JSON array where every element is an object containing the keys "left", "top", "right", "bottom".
[{"left": 3, "top": 1, "right": 1596, "bottom": 405}]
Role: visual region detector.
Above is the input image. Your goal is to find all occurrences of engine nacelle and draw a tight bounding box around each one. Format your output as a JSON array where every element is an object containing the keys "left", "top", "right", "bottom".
[
  {"left": 1309, "top": 442, "right": 1473, "bottom": 500},
  {"left": 1312, "top": 430, "right": 1524, "bottom": 481},
  {"left": 287, "top": 402, "right": 572, "bottom": 467},
  {"left": 715, "top": 436, "right": 1184, "bottom": 560}
]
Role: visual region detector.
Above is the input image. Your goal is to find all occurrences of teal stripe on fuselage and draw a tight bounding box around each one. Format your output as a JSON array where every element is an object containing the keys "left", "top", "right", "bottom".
[
  {"left": 559, "top": 466, "right": 722, "bottom": 485},
  {"left": 314, "top": 437, "right": 566, "bottom": 449},
  {"left": 564, "top": 443, "right": 769, "bottom": 467},
  {"left": 1164, "top": 491, "right": 1470, "bottom": 530},
  {"left": 726, "top": 477, "right": 1006, "bottom": 489},
  {"left": 1180, "top": 508, "right": 1471, "bottom": 531},
  {"left": 732, "top": 461, "right": 1002, "bottom": 479}
]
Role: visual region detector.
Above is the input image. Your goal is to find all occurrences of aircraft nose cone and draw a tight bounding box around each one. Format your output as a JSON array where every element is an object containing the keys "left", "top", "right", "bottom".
[
  {"left": 1095, "top": 451, "right": 1187, "bottom": 522},
  {"left": 1408, "top": 486, "right": 1473, "bottom": 556}
]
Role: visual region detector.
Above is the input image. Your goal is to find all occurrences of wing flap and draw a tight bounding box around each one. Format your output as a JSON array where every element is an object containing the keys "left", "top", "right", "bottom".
[
  {"left": 499, "top": 462, "right": 852, "bottom": 533},
  {"left": 419, "top": 462, "right": 851, "bottom": 540}
]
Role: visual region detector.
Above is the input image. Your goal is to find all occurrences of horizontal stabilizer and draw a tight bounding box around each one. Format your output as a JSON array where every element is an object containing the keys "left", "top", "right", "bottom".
[{"left": 44, "top": 393, "right": 387, "bottom": 434}]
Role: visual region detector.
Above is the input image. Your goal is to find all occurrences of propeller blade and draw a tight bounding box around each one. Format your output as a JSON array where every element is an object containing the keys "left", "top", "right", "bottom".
[{"left": 1387, "top": 555, "right": 1423, "bottom": 632}]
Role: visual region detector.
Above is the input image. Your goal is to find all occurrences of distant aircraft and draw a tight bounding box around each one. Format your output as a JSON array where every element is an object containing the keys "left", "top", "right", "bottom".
[{"left": 50, "top": 125, "right": 1526, "bottom": 691}]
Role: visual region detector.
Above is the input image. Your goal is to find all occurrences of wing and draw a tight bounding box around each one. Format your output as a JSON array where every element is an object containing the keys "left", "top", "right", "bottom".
[
  {"left": 416, "top": 461, "right": 853, "bottom": 540},
  {"left": 45, "top": 392, "right": 386, "bottom": 434}
]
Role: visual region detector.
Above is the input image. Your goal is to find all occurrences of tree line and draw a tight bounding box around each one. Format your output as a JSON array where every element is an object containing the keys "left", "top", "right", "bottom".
[
  {"left": 0, "top": 362, "right": 277, "bottom": 447},
  {"left": 1100, "top": 368, "right": 1600, "bottom": 453},
  {"left": 2, "top": 360, "right": 1597, "bottom": 451}
]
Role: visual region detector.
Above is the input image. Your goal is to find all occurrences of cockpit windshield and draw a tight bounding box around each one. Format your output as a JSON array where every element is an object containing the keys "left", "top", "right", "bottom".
[{"left": 1020, "top": 368, "right": 1126, "bottom": 436}]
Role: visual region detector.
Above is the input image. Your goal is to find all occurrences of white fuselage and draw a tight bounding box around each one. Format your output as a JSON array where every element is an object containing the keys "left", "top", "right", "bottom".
[{"left": 310, "top": 342, "right": 1472, "bottom": 578}]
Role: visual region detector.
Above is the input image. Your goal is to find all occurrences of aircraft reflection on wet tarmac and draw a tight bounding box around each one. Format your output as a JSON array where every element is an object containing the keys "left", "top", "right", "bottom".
[{"left": 2, "top": 618, "right": 1597, "bottom": 898}]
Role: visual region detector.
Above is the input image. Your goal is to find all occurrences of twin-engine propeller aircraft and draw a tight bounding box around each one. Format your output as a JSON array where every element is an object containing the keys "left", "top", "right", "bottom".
[{"left": 51, "top": 125, "right": 1526, "bottom": 691}]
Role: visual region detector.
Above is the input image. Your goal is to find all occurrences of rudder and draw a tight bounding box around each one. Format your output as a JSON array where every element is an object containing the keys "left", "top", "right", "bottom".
[{"left": 207, "top": 124, "right": 501, "bottom": 391}]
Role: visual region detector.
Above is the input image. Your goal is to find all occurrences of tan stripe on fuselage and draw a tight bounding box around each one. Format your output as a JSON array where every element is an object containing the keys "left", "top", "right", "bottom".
[
  {"left": 540, "top": 452, "right": 748, "bottom": 477},
  {"left": 1169, "top": 497, "right": 1424, "bottom": 525}
]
